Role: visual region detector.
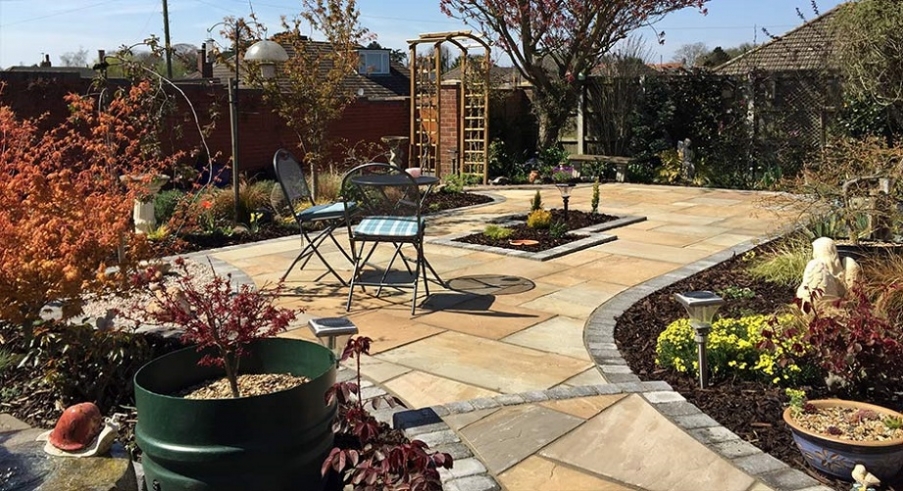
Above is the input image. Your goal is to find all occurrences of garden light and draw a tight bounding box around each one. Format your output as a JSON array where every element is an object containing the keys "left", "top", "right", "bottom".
[
  {"left": 673, "top": 291, "right": 724, "bottom": 388},
  {"left": 208, "top": 21, "right": 288, "bottom": 224},
  {"left": 555, "top": 183, "right": 574, "bottom": 221},
  {"left": 308, "top": 317, "right": 359, "bottom": 365}
]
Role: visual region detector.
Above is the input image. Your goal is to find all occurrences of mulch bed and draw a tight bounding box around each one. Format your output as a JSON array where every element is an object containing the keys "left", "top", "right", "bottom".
[
  {"left": 614, "top": 247, "right": 903, "bottom": 490},
  {"left": 150, "top": 191, "right": 494, "bottom": 257},
  {"left": 454, "top": 209, "right": 620, "bottom": 253}
]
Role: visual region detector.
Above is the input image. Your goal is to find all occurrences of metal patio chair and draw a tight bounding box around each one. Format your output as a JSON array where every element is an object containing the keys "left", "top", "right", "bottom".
[
  {"left": 273, "top": 148, "right": 354, "bottom": 284},
  {"left": 341, "top": 162, "right": 432, "bottom": 314}
]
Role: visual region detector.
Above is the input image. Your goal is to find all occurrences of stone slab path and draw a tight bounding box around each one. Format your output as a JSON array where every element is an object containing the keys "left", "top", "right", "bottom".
[{"left": 200, "top": 183, "right": 832, "bottom": 491}]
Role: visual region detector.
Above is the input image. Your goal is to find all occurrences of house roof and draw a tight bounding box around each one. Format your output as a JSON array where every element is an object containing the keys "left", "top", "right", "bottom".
[
  {"left": 5, "top": 66, "right": 98, "bottom": 79},
  {"left": 212, "top": 38, "right": 410, "bottom": 99},
  {"left": 714, "top": 5, "right": 843, "bottom": 75}
]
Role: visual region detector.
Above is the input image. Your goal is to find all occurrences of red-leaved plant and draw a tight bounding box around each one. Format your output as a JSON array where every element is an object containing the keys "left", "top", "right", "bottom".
[
  {"left": 323, "top": 337, "right": 453, "bottom": 490},
  {"left": 135, "top": 258, "right": 297, "bottom": 397},
  {"left": 762, "top": 285, "right": 903, "bottom": 390}
]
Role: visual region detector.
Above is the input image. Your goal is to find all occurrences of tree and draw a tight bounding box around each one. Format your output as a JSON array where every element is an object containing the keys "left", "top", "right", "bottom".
[
  {"left": 59, "top": 48, "right": 89, "bottom": 67},
  {"left": 671, "top": 42, "right": 709, "bottom": 67},
  {"left": 248, "top": 0, "right": 370, "bottom": 197},
  {"left": 723, "top": 42, "right": 754, "bottom": 59},
  {"left": 831, "top": 0, "right": 903, "bottom": 130},
  {"left": 440, "top": 0, "right": 709, "bottom": 149},
  {"left": 700, "top": 46, "right": 730, "bottom": 67}
]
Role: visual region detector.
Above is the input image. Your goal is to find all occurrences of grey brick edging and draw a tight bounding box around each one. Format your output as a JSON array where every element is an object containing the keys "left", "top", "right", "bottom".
[{"left": 583, "top": 238, "right": 834, "bottom": 491}]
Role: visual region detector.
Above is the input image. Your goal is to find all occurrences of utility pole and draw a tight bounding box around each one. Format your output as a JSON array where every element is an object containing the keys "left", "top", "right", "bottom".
[{"left": 162, "top": 0, "right": 173, "bottom": 79}]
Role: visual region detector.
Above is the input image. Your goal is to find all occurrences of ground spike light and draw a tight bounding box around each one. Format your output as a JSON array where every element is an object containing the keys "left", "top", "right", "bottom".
[
  {"left": 673, "top": 291, "right": 724, "bottom": 388},
  {"left": 308, "top": 317, "right": 359, "bottom": 366}
]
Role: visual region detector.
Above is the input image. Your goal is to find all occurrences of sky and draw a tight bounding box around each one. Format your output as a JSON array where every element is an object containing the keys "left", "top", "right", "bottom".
[{"left": 0, "top": 0, "right": 846, "bottom": 69}]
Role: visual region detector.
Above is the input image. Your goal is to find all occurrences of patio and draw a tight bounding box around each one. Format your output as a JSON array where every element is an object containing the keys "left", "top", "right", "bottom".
[{"left": 191, "top": 182, "right": 828, "bottom": 491}]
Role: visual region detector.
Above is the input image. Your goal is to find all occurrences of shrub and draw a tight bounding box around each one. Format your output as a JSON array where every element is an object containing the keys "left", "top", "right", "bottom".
[
  {"left": 590, "top": 177, "right": 600, "bottom": 215},
  {"left": 483, "top": 225, "right": 513, "bottom": 240},
  {"left": 133, "top": 258, "right": 297, "bottom": 398},
  {"left": 549, "top": 220, "right": 568, "bottom": 238},
  {"left": 0, "top": 348, "right": 12, "bottom": 374},
  {"left": 747, "top": 236, "right": 810, "bottom": 287},
  {"left": 324, "top": 337, "right": 453, "bottom": 490},
  {"left": 526, "top": 209, "right": 552, "bottom": 229},
  {"left": 793, "top": 286, "right": 903, "bottom": 388},
  {"left": 530, "top": 190, "right": 543, "bottom": 212},
  {"left": 0, "top": 81, "right": 178, "bottom": 327},
  {"left": 656, "top": 314, "right": 810, "bottom": 384},
  {"left": 155, "top": 189, "right": 186, "bottom": 224}
]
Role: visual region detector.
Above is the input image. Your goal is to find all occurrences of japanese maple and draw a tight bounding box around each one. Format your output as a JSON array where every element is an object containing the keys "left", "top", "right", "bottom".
[
  {"left": 0, "top": 81, "right": 178, "bottom": 330},
  {"left": 439, "top": 0, "right": 709, "bottom": 148},
  {"left": 138, "top": 258, "right": 297, "bottom": 398}
]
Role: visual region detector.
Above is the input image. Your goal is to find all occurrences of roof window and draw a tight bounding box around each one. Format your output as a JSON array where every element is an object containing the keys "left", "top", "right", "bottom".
[{"left": 359, "top": 50, "right": 389, "bottom": 76}]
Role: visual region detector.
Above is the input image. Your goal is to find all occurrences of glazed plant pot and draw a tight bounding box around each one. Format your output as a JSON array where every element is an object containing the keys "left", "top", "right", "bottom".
[
  {"left": 783, "top": 399, "right": 903, "bottom": 480},
  {"left": 134, "top": 338, "right": 337, "bottom": 491}
]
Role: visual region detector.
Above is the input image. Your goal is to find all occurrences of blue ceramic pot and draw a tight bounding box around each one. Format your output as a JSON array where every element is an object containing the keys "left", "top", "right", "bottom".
[{"left": 783, "top": 399, "right": 903, "bottom": 480}]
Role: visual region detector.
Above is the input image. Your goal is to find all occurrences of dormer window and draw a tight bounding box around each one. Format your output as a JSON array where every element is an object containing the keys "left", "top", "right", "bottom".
[{"left": 359, "top": 50, "right": 390, "bottom": 76}]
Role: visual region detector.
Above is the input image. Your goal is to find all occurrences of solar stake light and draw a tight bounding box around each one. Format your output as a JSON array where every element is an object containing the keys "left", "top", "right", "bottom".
[
  {"left": 555, "top": 183, "right": 575, "bottom": 221},
  {"left": 308, "top": 317, "right": 359, "bottom": 365},
  {"left": 673, "top": 291, "right": 724, "bottom": 388}
]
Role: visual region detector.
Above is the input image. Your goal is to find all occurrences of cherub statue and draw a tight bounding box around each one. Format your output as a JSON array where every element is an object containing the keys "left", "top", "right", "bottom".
[{"left": 796, "top": 237, "right": 861, "bottom": 305}]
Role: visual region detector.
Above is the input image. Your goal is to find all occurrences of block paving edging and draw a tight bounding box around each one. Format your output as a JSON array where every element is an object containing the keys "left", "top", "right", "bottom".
[{"left": 582, "top": 238, "right": 834, "bottom": 491}]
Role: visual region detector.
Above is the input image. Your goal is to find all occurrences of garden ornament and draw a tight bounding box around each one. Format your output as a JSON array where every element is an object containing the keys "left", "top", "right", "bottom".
[
  {"left": 851, "top": 463, "right": 880, "bottom": 491},
  {"left": 37, "top": 402, "right": 120, "bottom": 457},
  {"left": 796, "top": 237, "right": 860, "bottom": 305}
]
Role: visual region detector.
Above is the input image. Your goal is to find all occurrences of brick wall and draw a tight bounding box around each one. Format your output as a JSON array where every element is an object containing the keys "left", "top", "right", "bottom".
[
  {"left": 438, "top": 83, "right": 460, "bottom": 176},
  {"left": 0, "top": 73, "right": 409, "bottom": 178}
]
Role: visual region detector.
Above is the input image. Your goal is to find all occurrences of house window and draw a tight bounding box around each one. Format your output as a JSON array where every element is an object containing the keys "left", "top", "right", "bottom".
[{"left": 359, "top": 50, "right": 389, "bottom": 76}]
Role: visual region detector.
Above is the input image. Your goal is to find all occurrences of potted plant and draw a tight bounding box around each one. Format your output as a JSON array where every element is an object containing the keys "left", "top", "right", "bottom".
[
  {"left": 783, "top": 390, "right": 903, "bottom": 480},
  {"left": 131, "top": 258, "right": 337, "bottom": 491}
]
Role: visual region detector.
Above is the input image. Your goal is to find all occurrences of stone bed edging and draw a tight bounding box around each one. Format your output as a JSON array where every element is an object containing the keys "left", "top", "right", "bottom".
[{"left": 583, "top": 238, "right": 834, "bottom": 491}]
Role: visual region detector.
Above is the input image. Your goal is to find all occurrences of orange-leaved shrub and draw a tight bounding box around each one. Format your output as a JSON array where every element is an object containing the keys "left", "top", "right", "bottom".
[{"left": 0, "top": 81, "right": 180, "bottom": 327}]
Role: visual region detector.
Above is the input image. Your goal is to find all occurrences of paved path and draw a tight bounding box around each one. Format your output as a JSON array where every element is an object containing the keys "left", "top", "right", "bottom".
[{"left": 204, "top": 183, "right": 830, "bottom": 491}]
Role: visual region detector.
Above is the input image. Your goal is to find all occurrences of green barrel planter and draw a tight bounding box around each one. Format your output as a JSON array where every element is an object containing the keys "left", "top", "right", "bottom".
[{"left": 134, "top": 338, "right": 337, "bottom": 491}]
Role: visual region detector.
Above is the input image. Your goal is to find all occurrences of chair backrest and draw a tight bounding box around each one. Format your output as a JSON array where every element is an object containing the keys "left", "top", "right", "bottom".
[
  {"left": 340, "top": 162, "right": 422, "bottom": 231},
  {"left": 273, "top": 149, "right": 315, "bottom": 219}
]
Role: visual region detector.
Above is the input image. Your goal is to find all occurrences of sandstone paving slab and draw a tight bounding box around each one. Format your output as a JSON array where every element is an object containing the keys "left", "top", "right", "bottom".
[
  {"left": 484, "top": 281, "right": 560, "bottom": 307},
  {"left": 502, "top": 316, "right": 591, "bottom": 360},
  {"left": 617, "top": 219, "right": 669, "bottom": 231},
  {"left": 747, "top": 481, "right": 777, "bottom": 491},
  {"left": 685, "top": 196, "right": 745, "bottom": 207},
  {"left": 540, "top": 394, "right": 756, "bottom": 491},
  {"left": 548, "top": 250, "right": 612, "bottom": 267},
  {"left": 345, "top": 310, "right": 445, "bottom": 354},
  {"left": 382, "top": 370, "right": 499, "bottom": 408},
  {"left": 377, "top": 331, "right": 591, "bottom": 394},
  {"left": 568, "top": 256, "right": 679, "bottom": 286},
  {"left": 459, "top": 405, "right": 584, "bottom": 474},
  {"left": 530, "top": 270, "right": 590, "bottom": 288},
  {"left": 405, "top": 299, "right": 553, "bottom": 340},
  {"left": 354, "top": 355, "right": 412, "bottom": 383},
  {"left": 442, "top": 408, "right": 501, "bottom": 431},
  {"left": 596, "top": 240, "right": 714, "bottom": 264},
  {"left": 560, "top": 367, "right": 608, "bottom": 387},
  {"left": 642, "top": 212, "right": 725, "bottom": 226},
  {"left": 610, "top": 228, "right": 705, "bottom": 247},
  {"left": 651, "top": 224, "right": 732, "bottom": 240},
  {"left": 539, "top": 394, "right": 627, "bottom": 419},
  {"left": 520, "top": 282, "right": 626, "bottom": 319},
  {"left": 700, "top": 233, "right": 759, "bottom": 248},
  {"left": 498, "top": 456, "right": 634, "bottom": 491}
]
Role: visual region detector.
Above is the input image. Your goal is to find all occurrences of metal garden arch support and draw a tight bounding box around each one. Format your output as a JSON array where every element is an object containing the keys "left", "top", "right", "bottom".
[{"left": 408, "top": 31, "right": 491, "bottom": 184}]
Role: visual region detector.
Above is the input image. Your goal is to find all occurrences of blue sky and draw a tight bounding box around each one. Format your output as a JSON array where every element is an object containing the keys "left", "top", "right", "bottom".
[{"left": 0, "top": 0, "right": 845, "bottom": 69}]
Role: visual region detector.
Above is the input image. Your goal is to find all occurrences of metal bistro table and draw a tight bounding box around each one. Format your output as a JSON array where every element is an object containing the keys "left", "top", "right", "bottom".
[{"left": 347, "top": 172, "right": 444, "bottom": 287}]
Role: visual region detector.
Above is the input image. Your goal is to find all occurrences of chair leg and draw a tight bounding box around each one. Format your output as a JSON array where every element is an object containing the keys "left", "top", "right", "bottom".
[
  {"left": 282, "top": 226, "right": 347, "bottom": 286},
  {"left": 346, "top": 240, "right": 364, "bottom": 312}
]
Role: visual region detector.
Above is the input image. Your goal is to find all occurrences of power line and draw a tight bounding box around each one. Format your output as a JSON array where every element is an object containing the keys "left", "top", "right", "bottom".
[{"left": 0, "top": 0, "right": 120, "bottom": 28}]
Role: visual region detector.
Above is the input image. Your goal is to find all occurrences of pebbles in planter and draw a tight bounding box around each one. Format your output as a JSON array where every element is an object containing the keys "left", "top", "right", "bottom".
[{"left": 178, "top": 373, "right": 310, "bottom": 399}]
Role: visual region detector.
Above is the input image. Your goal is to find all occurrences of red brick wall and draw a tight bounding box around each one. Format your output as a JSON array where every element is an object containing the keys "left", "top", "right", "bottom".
[
  {"left": 438, "top": 83, "right": 460, "bottom": 176},
  {"left": 0, "top": 74, "right": 409, "bottom": 178}
]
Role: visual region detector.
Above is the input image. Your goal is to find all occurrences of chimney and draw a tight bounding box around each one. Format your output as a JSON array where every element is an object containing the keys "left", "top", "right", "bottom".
[
  {"left": 40, "top": 54, "right": 52, "bottom": 67},
  {"left": 198, "top": 42, "right": 213, "bottom": 78}
]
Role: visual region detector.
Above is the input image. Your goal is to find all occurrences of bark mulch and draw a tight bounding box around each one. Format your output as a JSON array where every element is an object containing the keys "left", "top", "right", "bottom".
[
  {"left": 614, "top": 249, "right": 903, "bottom": 490},
  {"left": 454, "top": 209, "right": 620, "bottom": 253}
]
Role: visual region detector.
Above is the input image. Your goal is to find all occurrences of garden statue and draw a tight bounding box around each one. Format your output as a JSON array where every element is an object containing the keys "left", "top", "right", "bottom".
[
  {"left": 678, "top": 138, "right": 694, "bottom": 181},
  {"left": 851, "top": 464, "right": 880, "bottom": 491},
  {"left": 37, "top": 402, "right": 119, "bottom": 457},
  {"left": 796, "top": 237, "right": 861, "bottom": 304}
]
